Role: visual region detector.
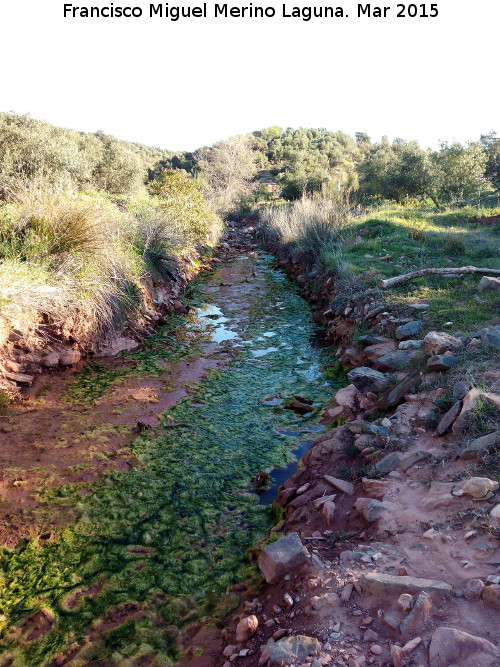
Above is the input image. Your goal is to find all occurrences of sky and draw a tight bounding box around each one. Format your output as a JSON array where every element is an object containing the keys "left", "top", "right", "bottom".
[{"left": 1, "top": 0, "right": 498, "bottom": 151}]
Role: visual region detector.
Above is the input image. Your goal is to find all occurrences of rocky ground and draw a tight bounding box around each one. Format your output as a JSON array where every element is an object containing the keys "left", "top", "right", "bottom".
[{"left": 216, "top": 226, "right": 500, "bottom": 667}]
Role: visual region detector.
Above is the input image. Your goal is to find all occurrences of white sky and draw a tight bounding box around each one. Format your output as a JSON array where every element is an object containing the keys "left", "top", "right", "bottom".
[{"left": 1, "top": 0, "right": 498, "bottom": 151}]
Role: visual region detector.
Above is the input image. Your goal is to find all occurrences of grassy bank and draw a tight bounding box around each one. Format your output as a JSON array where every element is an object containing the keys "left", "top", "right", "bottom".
[
  {"left": 260, "top": 198, "right": 500, "bottom": 334},
  {"left": 0, "top": 175, "right": 222, "bottom": 368}
]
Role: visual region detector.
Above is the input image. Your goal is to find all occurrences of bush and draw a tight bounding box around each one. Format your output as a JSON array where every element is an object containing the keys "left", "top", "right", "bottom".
[{"left": 259, "top": 194, "right": 350, "bottom": 270}]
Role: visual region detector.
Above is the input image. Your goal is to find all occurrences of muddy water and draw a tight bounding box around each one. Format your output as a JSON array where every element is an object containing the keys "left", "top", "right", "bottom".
[{"left": 0, "top": 252, "right": 338, "bottom": 665}]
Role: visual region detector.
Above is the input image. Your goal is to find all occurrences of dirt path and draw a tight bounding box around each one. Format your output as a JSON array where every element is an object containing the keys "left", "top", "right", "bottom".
[{"left": 0, "top": 235, "right": 341, "bottom": 665}]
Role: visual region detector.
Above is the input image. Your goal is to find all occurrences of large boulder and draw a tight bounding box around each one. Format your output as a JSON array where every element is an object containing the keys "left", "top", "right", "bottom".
[
  {"left": 477, "top": 276, "right": 500, "bottom": 292},
  {"left": 429, "top": 627, "right": 500, "bottom": 667},
  {"left": 347, "top": 367, "right": 390, "bottom": 393},
  {"left": 481, "top": 325, "right": 500, "bottom": 350},
  {"left": 264, "top": 635, "right": 321, "bottom": 665},
  {"left": 235, "top": 615, "right": 258, "bottom": 642},
  {"left": 459, "top": 430, "right": 500, "bottom": 459},
  {"left": 373, "top": 350, "right": 414, "bottom": 372},
  {"left": 258, "top": 533, "right": 308, "bottom": 584},
  {"left": 423, "top": 331, "right": 462, "bottom": 356},
  {"left": 452, "top": 476, "right": 499, "bottom": 499},
  {"left": 360, "top": 573, "right": 452, "bottom": 598}
]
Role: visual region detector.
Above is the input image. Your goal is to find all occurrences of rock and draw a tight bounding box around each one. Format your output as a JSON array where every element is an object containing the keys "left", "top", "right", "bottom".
[
  {"left": 369, "top": 644, "right": 382, "bottom": 655},
  {"left": 314, "top": 494, "right": 336, "bottom": 510},
  {"left": 423, "top": 331, "right": 463, "bottom": 356},
  {"left": 436, "top": 400, "right": 462, "bottom": 435},
  {"left": 359, "top": 573, "right": 452, "bottom": 598},
  {"left": 477, "top": 276, "right": 500, "bottom": 292},
  {"left": 258, "top": 533, "right": 308, "bottom": 584},
  {"left": 334, "top": 384, "right": 359, "bottom": 408},
  {"left": 359, "top": 334, "right": 389, "bottom": 346},
  {"left": 266, "top": 635, "right": 321, "bottom": 664},
  {"left": 400, "top": 450, "right": 430, "bottom": 472},
  {"left": 429, "top": 626, "right": 500, "bottom": 667},
  {"left": 481, "top": 325, "right": 500, "bottom": 350},
  {"left": 310, "top": 591, "right": 340, "bottom": 610},
  {"left": 423, "top": 528, "right": 440, "bottom": 540},
  {"left": 420, "top": 482, "right": 455, "bottom": 510},
  {"left": 347, "top": 367, "right": 390, "bottom": 393},
  {"left": 324, "top": 475, "right": 355, "bottom": 495},
  {"left": 397, "top": 593, "right": 414, "bottom": 612},
  {"left": 460, "top": 430, "right": 500, "bottom": 459},
  {"left": 426, "top": 354, "right": 459, "bottom": 371},
  {"left": 453, "top": 380, "right": 472, "bottom": 401},
  {"left": 398, "top": 339, "right": 424, "bottom": 350},
  {"left": 399, "top": 591, "right": 433, "bottom": 638},
  {"left": 354, "top": 498, "right": 387, "bottom": 522},
  {"left": 5, "top": 372, "right": 34, "bottom": 385},
  {"left": 59, "top": 349, "right": 81, "bottom": 366},
  {"left": 236, "top": 615, "right": 258, "bottom": 642},
  {"left": 375, "top": 370, "right": 421, "bottom": 410},
  {"left": 362, "top": 477, "right": 390, "bottom": 498},
  {"left": 374, "top": 452, "right": 400, "bottom": 475},
  {"left": 482, "top": 584, "right": 500, "bottom": 610},
  {"left": 463, "top": 578, "right": 485, "bottom": 601},
  {"left": 391, "top": 637, "right": 421, "bottom": 667},
  {"left": 41, "top": 351, "right": 60, "bottom": 367},
  {"left": 395, "top": 320, "right": 423, "bottom": 340},
  {"left": 363, "top": 629, "right": 379, "bottom": 642},
  {"left": 223, "top": 645, "right": 237, "bottom": 657},
  {"left": 98, "top": 337, "right": 139, "bottom": 356},
  {"left": 321, "top": 500, "right": 336, "bottom": 525},
  {"left": 373, "top": 350, "right": 414, "bottom": 372},
  {"left": 452, "top": 477, "right": 499, "bottom": 499},
  {"left": 489, "top": 504, "right": 500, "bottom": 528}
]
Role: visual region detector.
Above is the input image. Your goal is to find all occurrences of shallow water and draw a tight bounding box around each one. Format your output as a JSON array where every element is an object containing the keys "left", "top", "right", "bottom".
[{"left": 0, "top": 252, "right": 338, "bottom": 665}]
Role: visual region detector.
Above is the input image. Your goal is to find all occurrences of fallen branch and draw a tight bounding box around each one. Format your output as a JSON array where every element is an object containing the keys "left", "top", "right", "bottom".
[{"left": 379, "top": 266, "right": 500, "bottom": 289}]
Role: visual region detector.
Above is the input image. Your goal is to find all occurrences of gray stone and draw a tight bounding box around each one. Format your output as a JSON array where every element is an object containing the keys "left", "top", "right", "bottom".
[
  {"left": 324, "top": 475, "right": 355, "bottom": 495},
  {"left": 426, "top": 354, "right": 459, "bottom": 371},
  {"left": 266, "top": 635, "right": 321, "bottom": 664},
  {"left": 477, "top": 276, "right": 500, "bottom": 292},
  {"left": 5, "top": 372, "right": 34, "bottom": 385},
  {"left": 347, "top": 367, "right": 390, "bottom": 394},
  {"left": 489, "top": 504, "right": 500, "bottom": 528},
  {"left": 358, "top": 334, "right": 389, "bottom": 346},
  {"left": 481, "top": 325, "right": 500, "bottom": 350},
  {"left": 453, "top": 380, "right": 472, "bottom": 401},
  {"left": 459, "top": 430, "right": 500, "bottom": 459},
  {"left": 258, "top": 533, "right": 308, "bottom": 584},
  {"left": 436, "top": 400, "right": 462, "bottom": 435},
  {"left": 374, "top": 350, "right": 414, "bottom": 372},
  {"left": 354, "top": 497, "right": 387, "bottom": 522},
  {"left": 398, "top": 339, "right": 424, "bottom": 350},
  {"left": 400, "top": 450, "right": 430, "bottom": 472},
  {"left": 360, "top": 573, "right": 452, "bottom": 598},
  {"left": 376, "top": 370, "right": 422, "bottom": 410},
  {"left": 42, "top": 351, "right": 60, "bottom": 367},
  {"left": 375, "top": 452, "right": 400, "bottom": 475},
  {"left": 395, "top": 320, "right": 423, "bottom": 340},
  {"left": 423, "top": 331, "right": 462, "bottom": 356},
  {"left": 429, "top": 626, "right": 500, "bottom": 667}
]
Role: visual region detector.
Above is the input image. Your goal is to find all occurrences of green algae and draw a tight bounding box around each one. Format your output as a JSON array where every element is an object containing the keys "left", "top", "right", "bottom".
[{"left": 0, "top": 253, "right": 340, "bottom": 665}]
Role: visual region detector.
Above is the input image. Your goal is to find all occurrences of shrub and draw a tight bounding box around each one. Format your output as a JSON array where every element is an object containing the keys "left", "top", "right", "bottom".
[{"left": 259, "top": 194, "right": 350, "bottom": 270}]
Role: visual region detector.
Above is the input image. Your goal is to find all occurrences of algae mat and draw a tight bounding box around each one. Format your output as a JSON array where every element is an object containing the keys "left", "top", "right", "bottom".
[{"left": 0, "top": 252, "right": 338, "bottom": 665}]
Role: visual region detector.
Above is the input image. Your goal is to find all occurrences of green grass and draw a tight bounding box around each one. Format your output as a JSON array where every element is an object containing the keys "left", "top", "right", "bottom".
[{"left": 337, "top": 204, "right": 500, "bottom": 333}]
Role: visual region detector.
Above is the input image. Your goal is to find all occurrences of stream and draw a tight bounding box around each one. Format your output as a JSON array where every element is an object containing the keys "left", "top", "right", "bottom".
[{"left": 0, "top": 251, "right": 339, "bottom": 665}]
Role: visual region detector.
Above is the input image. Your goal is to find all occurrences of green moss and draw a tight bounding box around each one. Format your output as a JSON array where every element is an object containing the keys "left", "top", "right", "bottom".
[{"left": 0, "top": 254, "right": 339, "bottom": 665}]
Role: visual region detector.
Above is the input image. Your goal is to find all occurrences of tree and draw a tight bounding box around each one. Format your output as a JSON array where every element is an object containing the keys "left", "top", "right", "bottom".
[
  {"left": 481, "top": 131, "right": 500, "bottom": 191},
  {"left": 195, "top": 134, "right": 258, "bottom": 212},
  {"left": 431, "top": 141, "right": 487, "bottom": 203}
]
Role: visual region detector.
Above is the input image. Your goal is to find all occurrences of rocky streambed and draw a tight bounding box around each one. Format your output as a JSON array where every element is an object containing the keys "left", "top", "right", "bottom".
[{"left": 0, "top": 249, "right": 341, "bottom": 665}]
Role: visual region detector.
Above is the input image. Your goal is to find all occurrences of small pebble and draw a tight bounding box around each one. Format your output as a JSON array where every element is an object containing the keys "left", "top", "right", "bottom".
[{"left": 370, "top": 644, "right": 382, "bottom": 655}]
